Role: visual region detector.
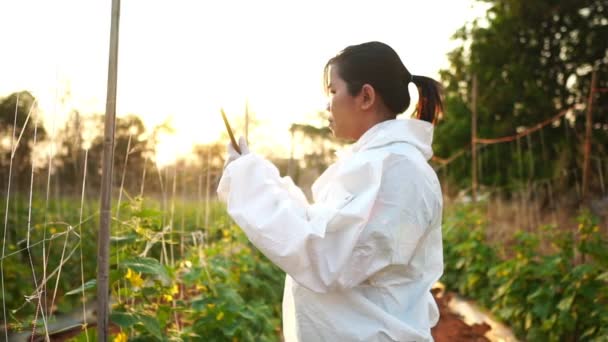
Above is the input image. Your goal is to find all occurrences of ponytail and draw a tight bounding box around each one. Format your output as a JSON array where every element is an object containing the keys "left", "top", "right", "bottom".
[{"left": 411, "top": 75, "right": 443, "bottom": 124}]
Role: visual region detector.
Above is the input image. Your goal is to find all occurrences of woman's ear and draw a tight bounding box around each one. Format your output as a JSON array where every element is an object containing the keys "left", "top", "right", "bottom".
[{"left": 360, "top": 84, "right": 376, "bottom": 110}]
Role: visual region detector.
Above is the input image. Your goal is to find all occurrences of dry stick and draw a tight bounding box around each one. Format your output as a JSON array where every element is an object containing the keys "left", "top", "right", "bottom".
[
  {"left": 115, "top": 134, "right": 133, "bottom": 304},
  {"left": 170, "top": 166, "right": 177, "bottom": 266},
  {"left": 204, "top": 148, "right": 211, "bottom": 242},
  {"left": 156, "top": 164, "right": 169, "bottom": 265},
  {"left": 29, "top": 240, "right": 83, "bottom": 302},
  {"left": 50, "top": 222, "right": 72, "bottom": 319},
  {"left": 516, "top": 137, "right": 527, "bottom": 230},
  {"left": 563, "top": 115, "right": 570, "bottom": 144},
  {"left": 78, "top": 149, "right": 90, "bottom": 341},
  {"left": 532, "top": 183, "right": 541, "bottom": 228},
  {"left": 11, "top": 106, "right": 34, "bottom": 159},
  {"left": 493, "top": 144, "right": 501, "bottom": 220},
  {"left": 539, "top": 126, "right": 548, "bottom": 163},
  {"left": 26, "top": 118, "right": 51, "bottom": 341},
  {"left": 180, "top": 172, "right": 186, "bottom": 261},
  {"left": 41, "top": 144, "right": 53, "bottom": 322},
  {"left": 44, "top": 79, "right": 61, "bottom": 320},
  {"left": 547, "top": 180, "right": 558, "bottom": 226},
  {"left": 176, "top": 170, "right": 186, "bottom": 332},
  {"left": 471, "top": 75, "right": 478, "bottom": 203},
  {"left": 477, "top": 145, "right": 483, "bottom": 192},
  {"left": 539, "top": 126, "right": 550, "bottom": 225},
  {"left": 573, "top": 168, "right": 582, "bottom": 200},
  {"left": 508, "top": 142, "right": 518, "bottom": 230},
  {"left": 134, "top": 156, "right": 148, "bottom": 325},
  {"left": 526, "top": 134, "right": 538, "bottom": 228},
  {"left": 596, "top": 158, "right": 606, "bottom": 195},
  {"left": 139, "top": 156, "right": 148, "bottom": 198},
  {"left": 116, "top": 134, "right": 132, "bottom": 218},
  {"left": 196, "top": 173, "right": 202, "bottom": 229}
]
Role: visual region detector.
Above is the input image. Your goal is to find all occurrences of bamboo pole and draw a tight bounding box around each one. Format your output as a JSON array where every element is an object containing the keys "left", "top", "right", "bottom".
[
  {"left": 97, "top": 0, "right": 121, "bottom": 340},
  {"left": 582, "top": 70, "right": 597, "bottom": 201}
]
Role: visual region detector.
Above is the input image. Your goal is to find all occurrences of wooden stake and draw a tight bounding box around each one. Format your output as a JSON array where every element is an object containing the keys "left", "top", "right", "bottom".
[
  {"left": 582, "top": 70, "right": 597, "bottom": 201},
  {"left": 471, "top": 75, "right": 478, "bottom": 203},
  {"left": 97, "top": 0, "right": 121, "bottom": 340}
]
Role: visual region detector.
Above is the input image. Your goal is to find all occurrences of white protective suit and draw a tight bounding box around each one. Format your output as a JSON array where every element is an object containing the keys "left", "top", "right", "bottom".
[{"left": 217, "top": 118, "right": 443, "bottom": 342}]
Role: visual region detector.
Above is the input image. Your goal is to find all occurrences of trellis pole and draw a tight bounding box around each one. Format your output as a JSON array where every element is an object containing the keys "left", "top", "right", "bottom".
[
  {"left": 582, "top": 70, "right": 597, "bottom": 201},
  {"left": 471, "top": 75, "right": 478, "bottom": 203},
  {"left": 98, "top": 0, "right": 121, "bottom": 340}
]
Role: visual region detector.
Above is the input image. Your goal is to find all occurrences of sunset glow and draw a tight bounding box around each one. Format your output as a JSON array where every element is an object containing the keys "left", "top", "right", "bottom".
[{"left": 0, "top": 0, "right": 489, "bottom": 165}]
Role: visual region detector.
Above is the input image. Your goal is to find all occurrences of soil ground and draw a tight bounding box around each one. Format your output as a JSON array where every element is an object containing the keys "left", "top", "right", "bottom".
[{"left": 431, "top": 288, "right": 492, "bottom": 342}]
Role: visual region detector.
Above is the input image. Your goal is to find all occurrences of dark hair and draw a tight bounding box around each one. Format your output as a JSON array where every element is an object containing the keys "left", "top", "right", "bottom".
[{"left": 324, "top": 41, "right": 443, "bottom": 124}]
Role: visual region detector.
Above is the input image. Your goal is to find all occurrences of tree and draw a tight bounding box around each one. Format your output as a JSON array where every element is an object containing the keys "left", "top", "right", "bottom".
[
  {"left": 437, "top": 0, "right": 608, "bottom": 192},
  {"left": 0, "top": 91, "right": 47, "bottom": 192},
  {"left": 56, "top": 114, "right": 153, "bottom": 197}
]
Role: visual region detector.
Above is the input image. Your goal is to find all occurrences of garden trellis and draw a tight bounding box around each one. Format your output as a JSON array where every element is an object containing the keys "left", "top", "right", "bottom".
[
  {"left": 0, "top": 3, "right": 607, "bottom": 341},
  {"left": 433, "top": 69, "right": 607, "bottom": 236}
]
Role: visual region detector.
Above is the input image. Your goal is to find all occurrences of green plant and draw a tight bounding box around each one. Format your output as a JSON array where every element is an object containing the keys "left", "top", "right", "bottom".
[{"left": 441, "top": 205, "right": 608, "bottom": 341}]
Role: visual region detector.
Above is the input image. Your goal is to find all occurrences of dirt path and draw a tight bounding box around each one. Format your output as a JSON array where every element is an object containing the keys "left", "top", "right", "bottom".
[{"left": 431, "top": 288, "right": 491, "bottom": 342}]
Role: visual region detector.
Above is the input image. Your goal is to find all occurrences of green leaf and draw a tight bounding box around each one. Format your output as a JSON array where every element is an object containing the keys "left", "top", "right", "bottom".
[
  {"left": 525, "top": 312, "right": 533, "bottom": 330},
  {"left": 110, "top": 234, "right": 137, "bottom": 243},
  {"left": 65, "top": 279, "right": 96, "bottom": 296},
  {"left": 156, "top": 304, "right": 171, "bottom": 330},
  {"left": 557, "top": 296, "right": 574, "bottom": 312},
  {"left": 111, "top": 311, "right": 138, "bottom": 328},
  {"left": 137, "top": 313, "right": 163, "bottom": 341},
  {"left": 597, "top": 271, "right": 608, "bottom": 282},
  {"left": 121, "top": 257, "right": 170, "bottom": 283}
]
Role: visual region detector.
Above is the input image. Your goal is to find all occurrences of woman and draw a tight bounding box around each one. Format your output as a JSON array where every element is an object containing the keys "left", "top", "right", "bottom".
[{"left": 218, "top": 41, "right": 444, "bottom": 342}]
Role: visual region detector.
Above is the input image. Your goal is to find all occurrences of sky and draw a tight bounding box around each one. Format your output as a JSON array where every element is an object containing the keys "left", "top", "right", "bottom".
[{"left": 0, "top": 0, "right": 489, "bottom": 165}]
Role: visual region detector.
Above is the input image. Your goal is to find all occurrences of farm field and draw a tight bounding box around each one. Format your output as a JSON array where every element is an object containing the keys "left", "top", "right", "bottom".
[{"left": 2, "top": 196, "right": 606, "bottom": 341}]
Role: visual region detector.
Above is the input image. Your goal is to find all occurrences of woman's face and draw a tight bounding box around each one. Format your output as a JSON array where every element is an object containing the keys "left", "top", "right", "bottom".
[{"left": 326, "top": 65, "right": 360, "bottom": 140}]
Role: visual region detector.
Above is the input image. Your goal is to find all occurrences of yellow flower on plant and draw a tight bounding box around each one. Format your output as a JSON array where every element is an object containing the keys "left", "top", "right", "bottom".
[
  {"left": 216, "top": 311, "right": 224, "bottom": 321},
  {"left": 170, "top": 284, "right": 179, "bottom": 295},
  {"left": 113, "top": 331, "right": 128, "bottom": 342},
  {"left": 50, "top": 227, "right": 57, "bottom": 234},
  {"left": 125, "top": 268, "right": 144, "bottom": 288},
  {"left": 163, "top": 294, "right": 173, "bottom": 302}
]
